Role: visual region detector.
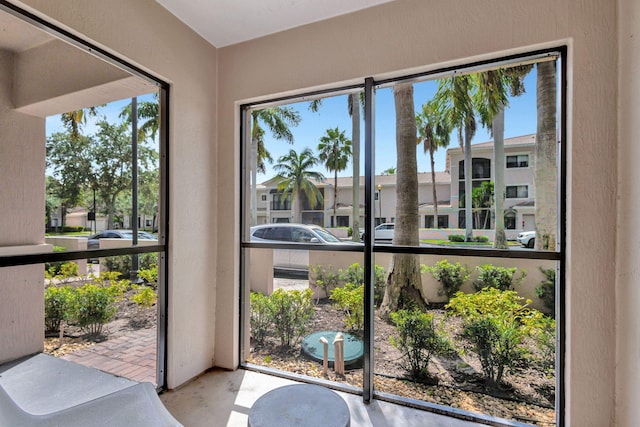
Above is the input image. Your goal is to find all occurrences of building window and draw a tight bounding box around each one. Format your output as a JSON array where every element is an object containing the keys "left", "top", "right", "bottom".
[
  {"left": 506, "top": 185, "right": 529, "bottom": 198},
  {"left": 459, "top": 158, "right": 491, "bottom": 180},
  {"left": 506, "top": 154, "right": 529, "bottom": 168},
  {"left": 505, "top": 211, "right": 517, "bottom": 229},
  {"left": 336, "top": 216, "right": 350, "bottom": 227},
  {"left": 425, "top": 215, "right": 449, "bottom": 228},
  {"left": 261, "top": 194, "right": 267, "bottom": 201}
]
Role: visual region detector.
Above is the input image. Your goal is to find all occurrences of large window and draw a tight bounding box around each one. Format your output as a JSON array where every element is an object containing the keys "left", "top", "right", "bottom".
[
  {"left": 241, "top": 50, "right": 564, "bottom": 426},
  {"left": 0, "top": 5, "right": 169, "bottom": 389},
  {"left": 506, "top": 185, "right": 529, "bottom": 198}
]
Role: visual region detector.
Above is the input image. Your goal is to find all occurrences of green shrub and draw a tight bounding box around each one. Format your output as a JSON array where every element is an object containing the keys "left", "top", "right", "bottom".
[
  {"left": 250, "top": 292, "right": 272, "bottom": 345},
  {"left": 44, "top": 286, "right": 75, "bottom": 333},
  {"left": 138, "top": 265, "right": 159, "bottom": 287},
  {"left": 532, "top": 315, "right": 556, "bottom": 372},
  {"left": 130, "top": 285, "right": 157, "bottom": 308},
  {"left": 104, "top": 253, "right": 158, "bottom": 278},
  {"left": 338, "top": 263, "right": 386, "bottom": 306},
  {"left": 472, "top": 235, "right": 489, "bottom": 243},
  {"left": 268, "top": 289, "right": 314, "bottom": 348},
  {"left": 390, "top": 309, "right": 452, "bottom": 380},
  {"left": 448, "top": 234, "right": 465, "bottom": 242},
  {"left": 46, "top": 261, "right": 80, "bottom": 283},
  {"left": 309, "top": 265, "right": 340, "bottom": 302},
  {"left": 45, "top": 246, "right": 68, "bottom": 278},
  {"left": 69, "top": 284, "right": 118, "bottom": 337},
  {"left": 473, "top": 264, "right": 526, "bottom": 291},
  {"left": 426, "top": 260, "right": 470, "bottom": 298},
  {"left": 536, "top": 267, "right": 556, "bottom": 311},
  {"left": 330, "top": 283, "right": 364, "bottom": 330},
  {"left": 447, "top": 288, "right": 546, "bottom": 385}
]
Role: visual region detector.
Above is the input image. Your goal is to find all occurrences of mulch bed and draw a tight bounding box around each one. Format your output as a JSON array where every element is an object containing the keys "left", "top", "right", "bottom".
[{"left": 248, "top": 300, "right": 556, "bottom": 426}]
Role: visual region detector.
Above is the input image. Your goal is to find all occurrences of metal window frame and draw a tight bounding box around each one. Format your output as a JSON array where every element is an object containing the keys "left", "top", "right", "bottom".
[
  {"left": 239, "top": 47, "right": 566, "bottom": 426},
  {"left": 0, "top": 1, "right": 171, "bottom": 390}
]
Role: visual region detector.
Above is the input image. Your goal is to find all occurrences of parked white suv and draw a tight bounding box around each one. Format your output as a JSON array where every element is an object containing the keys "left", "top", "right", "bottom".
[{"left": 517, "top": 230, "right": 536, "bottom": 248}]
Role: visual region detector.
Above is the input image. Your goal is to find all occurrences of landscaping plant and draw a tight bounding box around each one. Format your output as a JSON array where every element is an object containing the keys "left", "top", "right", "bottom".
[
  {"left": 473, "top": 264, "right": 526, "bottom": 291},
  {"left": 309, "top": 265, "right": 340, "bottom": 302},
  {"left": 249, "top": 292, "right": 271, "bottom": 345},
  {"left": 268, "top": 288, "right": 314, "bottom": 348},
  {"left": 447, "top": 288, "right": 547, "bottom": 386},
  {"left": 536, "top": 267, "right": 556, "bottom": 311},
  {"left": 338, "top": 263, "right": 386, "bottom": 306},
  {"left": 426, "top": 259, "right": 470, "bottom": 298},
  {"left": 330, "top": 283, "right": 364, "bottom": 330},
  {"left": 44, "top": 285, "right": 75, "bottom": 333},
  {"left": 390, "top": 309, "right": 452, "bottom": 381},
  {"left": 69, "top": 283, "right": 119, "bottom": 337}
]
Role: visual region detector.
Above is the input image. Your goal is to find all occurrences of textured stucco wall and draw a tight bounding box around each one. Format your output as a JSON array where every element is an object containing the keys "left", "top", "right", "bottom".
[
  {"left": 13, "top": 0, "right": 219, "bottom": 388},
  {"left": 0, "top": 48, "right": 46, "bottom": 362},
  {"left": 616, "top": 0, "right": 640, "bottom": 425},
  {"left": 218, "top": 1, "right": 618, "bottom": 425}
]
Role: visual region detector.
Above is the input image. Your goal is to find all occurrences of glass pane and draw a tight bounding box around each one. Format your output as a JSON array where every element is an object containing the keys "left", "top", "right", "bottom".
[
  {"left": 374, "top": 58, "right": 560, "bottom": 251},
  {"left": 244, "top": 248, "right": 364, "bottom": 389},
  {"left": 243, "top": 90, "right": 365, "bottom": 242},
  {"left": 373, "top": 252, "right": 557, "bottom": 425},
  {"left": 43, "top": 253, "right": 160, "bottom": 385}
]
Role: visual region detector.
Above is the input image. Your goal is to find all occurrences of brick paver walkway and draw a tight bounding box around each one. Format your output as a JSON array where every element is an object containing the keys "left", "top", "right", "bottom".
[{"left": 62, "top": 328, "right": 157, "bottom": 385}]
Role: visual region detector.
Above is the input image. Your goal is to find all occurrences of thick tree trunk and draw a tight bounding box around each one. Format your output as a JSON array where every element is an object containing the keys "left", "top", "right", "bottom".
[
  {"left": 534, "top": 61, "right": 557, "bottom": 250},
  {"left": 493, "top": 107, "right": 508, "bottom": 249},
  {"left": 381, "top": 83, "right": 426, "bottom": 319}
]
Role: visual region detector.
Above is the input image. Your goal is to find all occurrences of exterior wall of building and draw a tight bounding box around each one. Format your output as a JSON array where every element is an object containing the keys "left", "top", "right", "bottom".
[
  {"left": 218, "top": 1, "right": 618, "bottom": 425},
  {"left": 0, "top": 47, "right": 47, "bottom": 363}
]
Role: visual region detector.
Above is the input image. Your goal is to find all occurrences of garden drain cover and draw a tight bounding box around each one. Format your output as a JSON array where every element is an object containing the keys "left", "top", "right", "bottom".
[{"left": 301, "top": 330, "right": 364, "bottom": 369}]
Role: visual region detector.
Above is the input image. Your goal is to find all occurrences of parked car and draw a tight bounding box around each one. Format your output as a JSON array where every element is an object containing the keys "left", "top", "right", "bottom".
[
  {"left": 374, "top": 223, "right": 395, "bottom": 241},
  {"left": 517, "top": 230, "right": 536, "bottom": 248},
  {"left": 250, "top": 223, "right": 356, "bottom": 245},
  {"left": 249, "top": 223, "right": 360, "bottom": 275},
  {"left": 87, "top": 230, "right": 157, "bottom": 250}
]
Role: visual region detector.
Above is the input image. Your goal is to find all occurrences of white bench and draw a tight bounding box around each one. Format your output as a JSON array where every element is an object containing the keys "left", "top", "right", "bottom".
[{"left": 0, "top": 354, "right": 181, "bottom": 427}]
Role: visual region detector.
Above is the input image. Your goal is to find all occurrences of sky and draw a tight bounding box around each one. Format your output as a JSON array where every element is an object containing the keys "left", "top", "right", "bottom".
[{"left": 255, "top": 69, "right": 539, "bottom": 181}]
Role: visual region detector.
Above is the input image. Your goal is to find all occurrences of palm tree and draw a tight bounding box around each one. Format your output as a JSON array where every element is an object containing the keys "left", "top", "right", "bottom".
[
  {"left": 249, "top": 107, "right": 301, "bottom": 225},
  {"left": 120, "top": 92, "right": 160, "bottom": 142},
  {"left": 380, "top": 83, "right": 426, "bottom": 319},
  {"left": 60, "top": 106, "right": 100, "bottom": 139},
  {"left": 416, "top": 99, "right": 451, "bottom": 228},
  {"left": 318, "top": 127, "right": 352, "bottom": 227},
  {"left": 381, "top": 167, "right": 396, "bottom": 175},
  {"left": 273, "top": 148, "right": 324, "bottom": 223},
  {"left": 534, "top": 60, "right": 557, "bottom": 250},
  {"left": 434, "top": 75, "right": 477, "bottom": 241},
  {"left": 474, "top": 66, "right": 531, "bottom": 248}
]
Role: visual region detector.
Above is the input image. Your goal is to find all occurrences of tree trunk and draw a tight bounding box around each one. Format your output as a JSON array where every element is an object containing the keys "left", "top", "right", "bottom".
[
  {"left": 380, "top": 83, "right": 426, "bottom": 319},
  {"left": 250, "top": 137, "right": 258, "bottom": 226},
  {"left": 429, "top": 149, "right": 439, "bottom": 228},
  {"left": 534, "top": 61, "right": 557, "bottom": 250},
  {"left": 493, "top": 107, "right": 508, "bottom": 248},
  {"left": 464, "top": 127, "right": 474, "bottom": 241},
  {"left": 333, "top": 169, "right": 338, "bottom": 227},
  {"left": 350, "top": 94, "right": 361, "bottom": 241}
]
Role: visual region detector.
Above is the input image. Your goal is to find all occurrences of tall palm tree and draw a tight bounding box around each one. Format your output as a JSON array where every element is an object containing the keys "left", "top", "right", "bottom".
[
  {"left": 273, "top": 148, "right": 324, "bottom": 223},
  {"left": 380, "top": 83, "right": 426, "bottom": 319},
  {"left": 416, "top": 99, "right": 451, "bottom": 228},
  {"left": 474, "top": 66, "right": 531, "bottom": 248},
  {"left": 534, "top": 60, "right": 557, "bottom": 250},
  {"left": 120, "top": 92, "right": 160, "bottom": 142},
  {"left": 318, "top": 127, "right": 352, "bottom": 227},
  {"left": 434, "top": 75, "right": 477, "bottom": 241},
  {"left": 249, "top": 107, "right": 301, "bottom": 225}
]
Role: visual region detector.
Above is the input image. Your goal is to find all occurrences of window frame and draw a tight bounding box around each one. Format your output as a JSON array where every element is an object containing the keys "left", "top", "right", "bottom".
[{"left": 239, "top": 47, "right": 567, "bottom": 425}]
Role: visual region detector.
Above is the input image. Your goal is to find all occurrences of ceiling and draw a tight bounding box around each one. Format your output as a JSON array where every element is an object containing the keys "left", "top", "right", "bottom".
[
  {"left": 154, "top": 0, "right": 394, "bottom": 48},
  {"left": 0, "top": 11, "right": 53, "bottom": 53}
]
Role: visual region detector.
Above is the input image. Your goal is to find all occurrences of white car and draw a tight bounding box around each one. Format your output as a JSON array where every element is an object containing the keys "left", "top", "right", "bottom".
[
  {"left": 517, "top": 231, "right": 536, "bottom": 248},
  {"left": 374, "top": 223, "right": 395, "bottom": 241}
]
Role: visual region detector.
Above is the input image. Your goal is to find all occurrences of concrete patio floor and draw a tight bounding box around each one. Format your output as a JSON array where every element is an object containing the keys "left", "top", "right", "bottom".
[{"left": 160, "top": 368, "right": 490, "bottom": 427}]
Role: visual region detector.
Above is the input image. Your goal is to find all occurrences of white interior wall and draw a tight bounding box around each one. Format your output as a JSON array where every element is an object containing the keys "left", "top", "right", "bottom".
[
  {"left": 217, "top": 1, "right": 618, "bottom": 425},
  {"left": 616, "top": 0, "right": 640, "bottom": 425},
  {"left": 14, "top": 0, "right": 219, "bottom": 388}
]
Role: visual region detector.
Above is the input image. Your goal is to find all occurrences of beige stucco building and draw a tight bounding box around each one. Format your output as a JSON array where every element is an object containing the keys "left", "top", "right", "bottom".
[{"left": 1, "top": 0, "right": 638, "bottom": 425}]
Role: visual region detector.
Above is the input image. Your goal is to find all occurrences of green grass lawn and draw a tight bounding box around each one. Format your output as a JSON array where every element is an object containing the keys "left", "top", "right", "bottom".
[{"left": 422, "top": 239, "right": 521, "bottom": 246}]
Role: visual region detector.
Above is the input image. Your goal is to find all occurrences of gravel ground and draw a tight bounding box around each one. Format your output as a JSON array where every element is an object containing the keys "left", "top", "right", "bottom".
[{"left": 249, "top": 300, "right": 556, "bottom": 426}]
